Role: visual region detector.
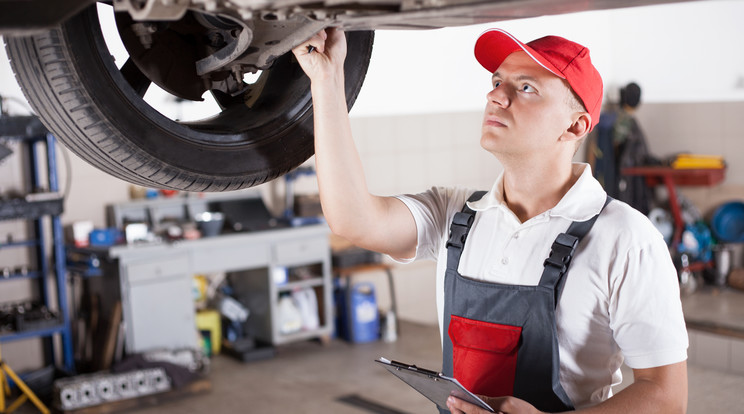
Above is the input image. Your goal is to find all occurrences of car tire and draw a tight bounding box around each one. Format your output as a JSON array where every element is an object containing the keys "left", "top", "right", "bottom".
[{"left": 4, "top": 5, "right": 373, "bottom": 191}]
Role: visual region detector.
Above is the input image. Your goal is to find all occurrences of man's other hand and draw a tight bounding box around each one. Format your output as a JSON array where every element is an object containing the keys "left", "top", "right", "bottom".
[{"left": 446, "top": 395, "right": 545, "bottom": 414}]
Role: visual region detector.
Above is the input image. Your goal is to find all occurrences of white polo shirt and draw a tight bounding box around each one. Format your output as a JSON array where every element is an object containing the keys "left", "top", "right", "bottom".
[{"left": 395, "top": 163, "right": 688, "bottom": 408}]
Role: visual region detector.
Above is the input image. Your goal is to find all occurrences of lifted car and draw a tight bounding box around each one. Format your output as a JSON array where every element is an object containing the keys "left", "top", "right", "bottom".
[{"left": 1, "top": 0, "right": 688, "bottom": 191}]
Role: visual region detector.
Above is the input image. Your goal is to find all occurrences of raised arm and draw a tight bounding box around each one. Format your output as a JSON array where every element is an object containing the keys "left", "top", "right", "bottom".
[{"left": 291, "top": 29, "right": 417, "bottom": 260}]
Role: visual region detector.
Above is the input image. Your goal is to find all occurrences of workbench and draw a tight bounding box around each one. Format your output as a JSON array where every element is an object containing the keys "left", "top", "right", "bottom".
[
  {"left": 94, "top": 223, "right": 333, "bottom": 353},
  {"left": 621, "top": 166, "right": 726, "bottom": 248}
]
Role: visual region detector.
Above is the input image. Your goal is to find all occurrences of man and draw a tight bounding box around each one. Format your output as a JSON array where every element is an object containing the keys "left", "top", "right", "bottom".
[
  {"left": 292, "top": 28, "right": 688, "bottom": 413},
  {"left": 613, "top": 82, "right": 654, "bottom": 215},
  {"left": 590, "top": 82, "right": 654, "bottom": 214}
]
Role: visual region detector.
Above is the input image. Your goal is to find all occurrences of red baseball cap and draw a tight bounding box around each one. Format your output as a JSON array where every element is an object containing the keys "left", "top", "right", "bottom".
[{"left": 474, "top": 28, "right": 603, "bottom": 131}]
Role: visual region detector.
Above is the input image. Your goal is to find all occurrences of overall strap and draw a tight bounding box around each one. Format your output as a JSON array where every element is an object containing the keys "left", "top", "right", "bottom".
[
  {"left": 540, "top": 196, "right": 613, "bottom": 304},
  {"left": 446, "top": 191, "right": 487, "bottom": 269}
]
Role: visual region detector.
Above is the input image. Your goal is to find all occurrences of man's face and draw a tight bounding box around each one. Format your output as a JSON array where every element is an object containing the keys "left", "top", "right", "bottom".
[{"left": 480, "top": 51, "right": 577, "bottom": 160}]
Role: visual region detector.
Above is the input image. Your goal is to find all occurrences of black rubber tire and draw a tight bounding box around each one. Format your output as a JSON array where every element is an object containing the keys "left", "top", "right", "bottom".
[{"left": 4, "top": 5, "right": 373, "bottom": 191}]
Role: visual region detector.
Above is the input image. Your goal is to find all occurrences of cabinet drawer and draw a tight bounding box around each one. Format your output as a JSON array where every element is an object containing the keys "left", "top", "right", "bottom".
[
  {"left": 126, "top": 256, "right": 189, "bottom": 285},
  {"left": 273, "top": 237, "right": 328, "bottom": 266},
  {"left": 192, "top": 244, "right": 270, "bottom": 273}
]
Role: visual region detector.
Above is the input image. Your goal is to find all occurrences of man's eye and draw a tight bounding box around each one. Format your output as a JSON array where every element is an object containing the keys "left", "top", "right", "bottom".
[
  {"left": 521, "top": 84, "right": 536, "bottom": 93},
  {"left": 492, "top": 80, "right": 501, "bottom": 88}
]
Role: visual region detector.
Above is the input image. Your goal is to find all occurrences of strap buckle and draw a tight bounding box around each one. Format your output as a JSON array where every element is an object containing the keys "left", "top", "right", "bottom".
[
  {"left": 446, "top": 224, "right": 469, "bottom": 249},
  {"left": 542, "top": 233, "right": 579, "bottom": 273},
  {"left": 446, "top": 212, "right": 474, "bottom": 249}
]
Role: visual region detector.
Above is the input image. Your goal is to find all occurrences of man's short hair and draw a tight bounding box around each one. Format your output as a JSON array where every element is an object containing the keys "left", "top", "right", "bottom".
[
  {"left": 564, "top": 81, "right": 587, "bottom": 114},
  {"left": 563, "top": 80, "right": 589, "bottom": 155}
]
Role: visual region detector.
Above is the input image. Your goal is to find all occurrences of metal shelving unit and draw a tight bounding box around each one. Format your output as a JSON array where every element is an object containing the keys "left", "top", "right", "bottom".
[{"left": 0, "top": 115, "right": 74, "bottom": 372}]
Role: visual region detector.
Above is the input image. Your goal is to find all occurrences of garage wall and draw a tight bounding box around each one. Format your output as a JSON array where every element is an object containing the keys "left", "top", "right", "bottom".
[{"left": 636, "top": 101, "right": 744, "bottom": 216}]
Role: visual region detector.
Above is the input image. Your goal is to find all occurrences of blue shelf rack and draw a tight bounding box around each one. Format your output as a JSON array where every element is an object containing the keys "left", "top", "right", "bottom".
[{"left": 0, "top": 116, "right": 74, "bottom": 373}]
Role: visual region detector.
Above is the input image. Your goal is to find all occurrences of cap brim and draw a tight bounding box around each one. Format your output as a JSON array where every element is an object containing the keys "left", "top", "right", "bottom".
[{"left": 474, "top": 29, "right": 565, "bottom": 79}]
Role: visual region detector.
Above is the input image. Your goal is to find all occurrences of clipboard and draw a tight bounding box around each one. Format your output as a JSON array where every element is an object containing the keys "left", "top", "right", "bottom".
[{"left": 375, "top": 357, "right": 495, "bottom": 412}]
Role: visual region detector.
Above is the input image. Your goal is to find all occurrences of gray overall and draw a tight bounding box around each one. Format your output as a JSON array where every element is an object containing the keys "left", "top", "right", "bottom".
[{"left": 441, "top": 192, "right": 610, "bottom": 413}]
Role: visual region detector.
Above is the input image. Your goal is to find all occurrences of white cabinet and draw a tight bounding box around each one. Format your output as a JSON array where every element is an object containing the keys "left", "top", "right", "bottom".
[
  {"left": 110, "top": 224, "right": 332, "bottom": 351},
  {"left": 121, "top": 254, "right": 197, "bottom": 352}
]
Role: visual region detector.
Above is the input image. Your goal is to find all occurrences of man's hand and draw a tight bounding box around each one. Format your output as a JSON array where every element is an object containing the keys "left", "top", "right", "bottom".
[
  {"left": 291, "top": 27, "right": 347, "bottom": 84},
  {"left": 447, "top": 395, "right": 545, "bottom": 414}
]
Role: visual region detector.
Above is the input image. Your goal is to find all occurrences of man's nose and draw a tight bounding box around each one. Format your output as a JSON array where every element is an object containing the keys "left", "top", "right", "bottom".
[{"left": 487, "top": 85, "right": 510, "bottom": 108}]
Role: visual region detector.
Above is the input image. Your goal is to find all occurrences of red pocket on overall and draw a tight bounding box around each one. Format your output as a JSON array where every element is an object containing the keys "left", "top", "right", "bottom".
[{"left": 449, "top": 315, "right": 522, "bottom": 398}]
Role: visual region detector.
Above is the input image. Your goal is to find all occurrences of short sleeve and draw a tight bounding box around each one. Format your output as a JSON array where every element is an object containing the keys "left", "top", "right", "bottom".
[
  {"left": 393, "top": 187, "right": 473, "bottom": 263},
  {"left": 609, "top": 233, "right": 689, "bottom": 369}
]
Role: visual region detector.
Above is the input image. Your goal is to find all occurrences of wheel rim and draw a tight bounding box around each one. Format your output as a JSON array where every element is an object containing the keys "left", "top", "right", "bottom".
[{"left": 85, "top": 3, "right": 314, "bottom": 147}]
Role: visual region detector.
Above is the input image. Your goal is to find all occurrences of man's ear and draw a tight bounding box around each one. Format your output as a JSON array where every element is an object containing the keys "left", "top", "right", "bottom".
[{"left": 565, "top": 113, "right": 591, "bottom": 141}]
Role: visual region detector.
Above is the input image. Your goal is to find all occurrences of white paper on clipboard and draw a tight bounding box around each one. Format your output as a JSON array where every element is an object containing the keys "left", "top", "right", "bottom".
[{"left": 375, "top": 357, "right": 495, "bottom": 413}]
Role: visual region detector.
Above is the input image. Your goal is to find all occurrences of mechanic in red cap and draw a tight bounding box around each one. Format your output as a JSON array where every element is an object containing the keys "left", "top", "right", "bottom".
[{"left": 293, "top": 27, "right": 687, "bottom": 414}]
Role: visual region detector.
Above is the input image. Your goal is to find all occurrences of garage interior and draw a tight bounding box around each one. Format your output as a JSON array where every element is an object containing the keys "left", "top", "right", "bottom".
[{"left": 2, "top": 0, "right": 744, "bottom": 413}]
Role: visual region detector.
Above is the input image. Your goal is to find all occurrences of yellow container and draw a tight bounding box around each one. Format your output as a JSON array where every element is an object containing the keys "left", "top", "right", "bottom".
[
  {"left": 672, "top": 153, "right": 725, "bottom": 169},
  {"left": 196, "top": 309, "right": 222, "bottom": 355}
]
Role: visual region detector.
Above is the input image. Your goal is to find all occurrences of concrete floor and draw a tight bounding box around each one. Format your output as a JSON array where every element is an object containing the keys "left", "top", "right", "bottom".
[
  {"left": 91, "top": 321, "right": 744, "bottom": 414},
  {"left": 134, "top": 321, "right": 443, "bottom": 414}
]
